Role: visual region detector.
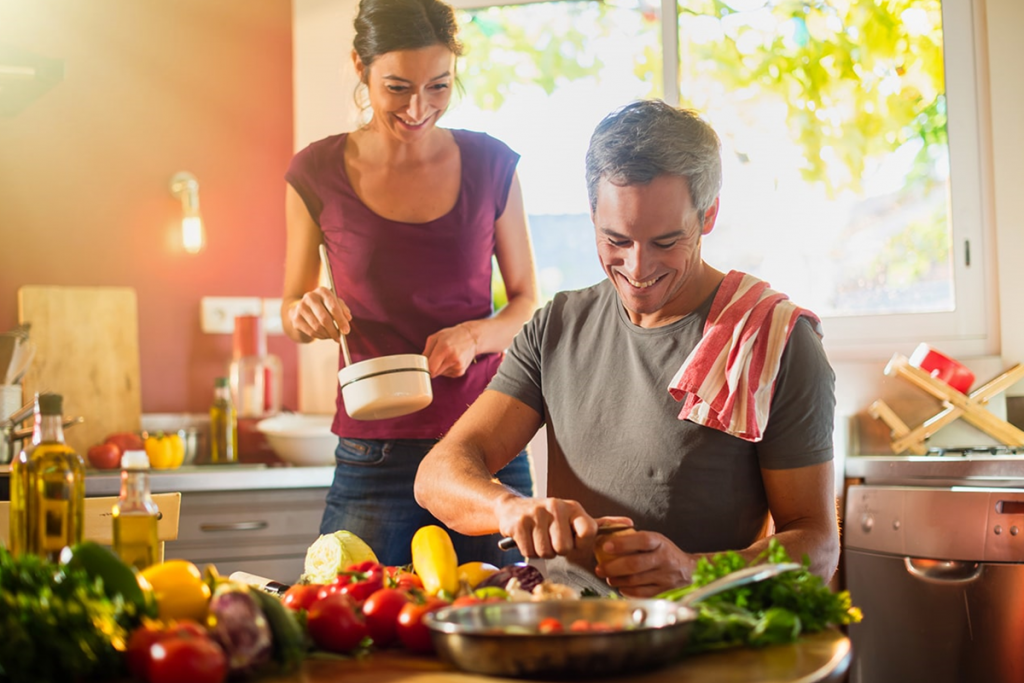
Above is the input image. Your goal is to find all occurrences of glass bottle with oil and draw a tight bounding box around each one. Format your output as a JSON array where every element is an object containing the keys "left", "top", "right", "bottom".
[
  {"left": 210, "top": 376, "right": 238, "bottom": 463},
  {"left": 111, "top": 450, "right": 161, "bottom": 570},
  {"left": 8, "top": 392, "right": 85, "bottom": 562}
]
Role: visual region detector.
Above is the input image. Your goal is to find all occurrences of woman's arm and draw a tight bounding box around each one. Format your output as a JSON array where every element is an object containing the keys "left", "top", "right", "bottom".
[
  {"left": 280, "top": 184, "right": 351, "bottom": 344},
  {"left": 424, "top": 172, "right": 539, "bottom": 376}
]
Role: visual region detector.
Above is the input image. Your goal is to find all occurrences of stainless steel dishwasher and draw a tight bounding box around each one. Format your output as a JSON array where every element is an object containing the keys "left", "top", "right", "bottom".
[{"left": 844, "top": 453, "right": 1024, "bottom": 683}]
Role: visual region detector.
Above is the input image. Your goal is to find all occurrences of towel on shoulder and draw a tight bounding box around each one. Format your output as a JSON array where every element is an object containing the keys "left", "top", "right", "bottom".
[{"left": 668, "top": 270, "right": 822, "bottom": 442}]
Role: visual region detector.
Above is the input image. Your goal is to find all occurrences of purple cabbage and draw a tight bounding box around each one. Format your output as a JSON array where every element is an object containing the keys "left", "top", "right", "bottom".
[
  {"left": 207, "top": 586, "right": 273, "bottom": 676},
  {"left": 477, "top": 563, "right": 545, "bottom": 593}
]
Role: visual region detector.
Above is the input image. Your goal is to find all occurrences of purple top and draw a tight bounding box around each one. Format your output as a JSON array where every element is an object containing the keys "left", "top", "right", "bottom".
[{"left": 285, "top": 129, "right": 520, "bottom": 439}]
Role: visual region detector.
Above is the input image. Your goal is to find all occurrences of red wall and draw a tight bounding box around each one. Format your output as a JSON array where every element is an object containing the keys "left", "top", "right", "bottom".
[{"left": 0, "top": 0, "right": 296, "bottom": 414}]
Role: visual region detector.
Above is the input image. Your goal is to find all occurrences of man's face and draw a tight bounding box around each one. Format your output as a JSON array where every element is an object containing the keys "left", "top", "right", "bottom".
[{"left": 592, "top": 174, "right": 718, "bottom": 328}]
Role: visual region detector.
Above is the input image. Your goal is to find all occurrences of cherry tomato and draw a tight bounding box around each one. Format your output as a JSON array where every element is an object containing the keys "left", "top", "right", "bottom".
[
  {"left": 148, "top": 631, "right": 227, "bottom": 683},
  {"left": 538, "top": 617, "right": 564, "bottom": 634},
  {"left": 281, "top": 584, "right": 322, "bottom": 611},
  {"left": 317, "top": 574, "right": 353, "bottom": 602},
  {"left": 361, "top": 587, "right": 412, "bottom": 647},
  {"left": 569, "top": 619, "right": 592, "bottom": 632},
  {"left": 338, "top": 562, "right": 385, "bottom": 603},
  {"left": 386, "top": 566, "right": 424, "bottom": 590},
  {"left": 396, "top": 596, "right": 448, "bottom": 653},
  {"left": 306, "top": 593, "right": 368, "bottom": 653}
]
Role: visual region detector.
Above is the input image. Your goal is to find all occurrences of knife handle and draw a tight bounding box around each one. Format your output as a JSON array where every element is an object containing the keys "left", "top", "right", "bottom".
[{"left": 229, "top": 571, "right": 291, "bottom": 596}]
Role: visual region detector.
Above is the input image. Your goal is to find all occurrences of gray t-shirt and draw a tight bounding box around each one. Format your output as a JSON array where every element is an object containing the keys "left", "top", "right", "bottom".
[{"left": 488, "top": 279, "right": 835, "bottom": 592}]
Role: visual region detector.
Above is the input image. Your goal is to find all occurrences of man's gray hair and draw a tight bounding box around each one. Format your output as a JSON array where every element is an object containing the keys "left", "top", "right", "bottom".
[{"left": 585, "top": 100, "right": 723, "bottom": 218}]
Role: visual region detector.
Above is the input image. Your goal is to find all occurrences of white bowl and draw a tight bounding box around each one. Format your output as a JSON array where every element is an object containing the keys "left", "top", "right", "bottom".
[
  {"left": 255, "top": 414, "right": 336, "bottom": 466},
  {"left": 337, "top": 353, "right": 433, "bottom": 421}
]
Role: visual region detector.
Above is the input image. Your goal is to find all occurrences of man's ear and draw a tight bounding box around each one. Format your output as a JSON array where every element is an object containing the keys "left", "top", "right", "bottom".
[
  {"left": 352, "top": 50, "right": 367, "bottom": 83},
  {"left": 700, "top": 198, "right": 720, "bottom": 235}
]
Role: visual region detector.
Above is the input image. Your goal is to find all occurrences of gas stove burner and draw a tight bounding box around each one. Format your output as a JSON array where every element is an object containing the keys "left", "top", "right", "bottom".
[{"left": 925, "top": 445, "right": 1024, "bottom": 457}]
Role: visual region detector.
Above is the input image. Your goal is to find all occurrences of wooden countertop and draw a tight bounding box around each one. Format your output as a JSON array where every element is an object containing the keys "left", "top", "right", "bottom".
[{"left": 268, "top": 630, "right": 851, "bottom": 683}]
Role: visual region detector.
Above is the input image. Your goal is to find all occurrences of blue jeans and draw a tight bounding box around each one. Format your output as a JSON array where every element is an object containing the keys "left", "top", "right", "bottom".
[{"left": 319, "top": 438, "right": 533, "bottom": 568}]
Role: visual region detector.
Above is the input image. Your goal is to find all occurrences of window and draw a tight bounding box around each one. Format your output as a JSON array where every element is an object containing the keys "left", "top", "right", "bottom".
[{"left": 446, "top": 0, "right": 994, "bottom": 359}]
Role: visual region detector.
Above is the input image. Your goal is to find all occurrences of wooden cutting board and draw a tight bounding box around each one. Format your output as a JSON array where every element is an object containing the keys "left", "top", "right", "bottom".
[{"left": 17, "top": 286, "right": 142, "bottom": 455}]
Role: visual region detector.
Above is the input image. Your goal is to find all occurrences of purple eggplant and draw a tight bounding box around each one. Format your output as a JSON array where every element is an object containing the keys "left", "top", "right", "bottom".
[
  {"left": 206, "top": 584, "right": 273, "bottom": 676},
  {"left": 477, "top": 563, "right": 545, "bottom": 593}
]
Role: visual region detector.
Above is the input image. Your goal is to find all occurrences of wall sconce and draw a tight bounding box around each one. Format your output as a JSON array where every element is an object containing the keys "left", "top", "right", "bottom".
[{"left": 169, "top": 171, "right": 205, "bottom": 254}]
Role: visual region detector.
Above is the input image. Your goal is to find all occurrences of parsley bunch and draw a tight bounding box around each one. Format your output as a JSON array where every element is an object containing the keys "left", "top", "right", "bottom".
[
  {"left": 0, "top": 545, "right": 139, "bottom": 683},
  {"left": 656, "top": 539, "right": 862, "bottom": 652}
]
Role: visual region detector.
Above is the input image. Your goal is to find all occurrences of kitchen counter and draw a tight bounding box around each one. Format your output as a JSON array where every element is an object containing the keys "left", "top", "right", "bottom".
[
  {"left": 266, "top": 630, "right": 851, "bottom": 683},
  {"left": 0, "top": 463, "right": 335, "bottom": 499}
]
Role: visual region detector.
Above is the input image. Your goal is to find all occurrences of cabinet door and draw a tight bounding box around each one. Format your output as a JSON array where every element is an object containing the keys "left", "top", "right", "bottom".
[{"left": 167, "top": 488, "right": 326, "bottom": 584}]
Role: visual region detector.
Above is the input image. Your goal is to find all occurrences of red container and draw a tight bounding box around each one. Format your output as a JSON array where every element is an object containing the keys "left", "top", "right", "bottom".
[{"left": 908, "top": 343, "right": 975, "bottom": 394}]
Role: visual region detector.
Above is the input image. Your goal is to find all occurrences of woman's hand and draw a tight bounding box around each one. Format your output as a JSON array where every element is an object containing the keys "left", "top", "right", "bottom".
[
  {"left": 287, "top": 286, "right": 352, "bottom": 342},
  {"left": 423, "top": 322, "right": 479, "bottom": 378},
  {"left": 593, "top": 531, "right": 697, "bottom": 597}
]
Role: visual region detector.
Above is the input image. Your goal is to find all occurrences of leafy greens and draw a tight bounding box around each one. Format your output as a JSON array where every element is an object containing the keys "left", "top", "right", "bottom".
[{"left": 656, "top": 539, "right": 862, "bottom": 652}]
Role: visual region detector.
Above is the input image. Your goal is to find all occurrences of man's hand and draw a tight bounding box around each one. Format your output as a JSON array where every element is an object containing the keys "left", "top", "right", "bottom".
[
  {"left": 496, "top": 496, "right": 630, "bottom": 558},
  {"left": 593, "top": 531, "right": 697, "bottom": 597}
]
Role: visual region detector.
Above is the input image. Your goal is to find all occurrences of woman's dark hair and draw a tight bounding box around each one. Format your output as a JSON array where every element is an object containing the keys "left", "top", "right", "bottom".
[{"left": 353, "top": 0, "right": 463, "bottom": 76}]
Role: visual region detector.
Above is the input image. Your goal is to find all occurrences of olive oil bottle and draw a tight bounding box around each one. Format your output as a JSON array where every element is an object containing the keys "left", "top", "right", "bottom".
[
  {"left": 210, "top": 376, "right": 238, "bottom": 463},
  {"left": 8, "top": 393, "right": 85, "bottom": 562},
  {"left": 111, "top": 450, "right": 161, "bottom": 570}
]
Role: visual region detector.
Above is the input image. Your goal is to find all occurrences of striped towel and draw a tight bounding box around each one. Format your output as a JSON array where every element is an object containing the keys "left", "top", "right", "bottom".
[{"left": 668, "top": 270, "right": 822, "bottom": 442}]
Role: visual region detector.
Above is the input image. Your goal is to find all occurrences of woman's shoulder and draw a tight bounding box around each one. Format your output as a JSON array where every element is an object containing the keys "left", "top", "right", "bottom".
[
  {"left": 450, "top": 129, "right": 517, "bottom": 159},
  {"left": 293, "top": 132, "right": 349, "bottom": 163}
]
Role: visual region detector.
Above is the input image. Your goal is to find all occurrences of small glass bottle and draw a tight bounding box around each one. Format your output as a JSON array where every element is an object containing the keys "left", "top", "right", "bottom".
[
  {"left": 111, "top": 450, "right": 161, "bottom": 571},
  {"left": 210, "top": 377, "right": 238, "bottom": 463},
  {"left": 8, "top": 392, "right": 85, "bottom": 562}
]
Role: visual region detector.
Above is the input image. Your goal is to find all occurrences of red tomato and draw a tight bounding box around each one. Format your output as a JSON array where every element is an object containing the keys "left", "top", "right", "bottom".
[
  {"left": 87, "top": 442, "right": 121, "bottom": 469},
  {"left": 338, "top": 567, "right": 384, "bottom": 603},
  {"left": 126, "top": 622, "right": 165, "bottom": 680},
  {"left": 569, "top": 619, "right": 592, "bottom": 632},
  {"left": 361, "top": 587, "right": 412, "bottom": 647},
  {"left": 148, "top": 633, "right": 227, "bottom": 683},
  {"left": 306, "top": 593, "right": 369, "bottom": 653},
  {"left": 538, "top": 617, "right": 564, "bottom": 634},
  {"left": 105, "top": 432, "right": 146, "bottom": 454},
  {"left": 281, "top": 584, "right": 322, "bottom": 611},
  {"left": 126, "top": 620, "right": 211, "bottom": 681},
  {"left": 396, "top": 596, "right": 448, "bottom": 653}
]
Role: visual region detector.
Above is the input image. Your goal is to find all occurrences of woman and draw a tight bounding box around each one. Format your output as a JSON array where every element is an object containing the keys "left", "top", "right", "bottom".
[{"left": 281, "top": 0, "right": 539, "bottom": 567}]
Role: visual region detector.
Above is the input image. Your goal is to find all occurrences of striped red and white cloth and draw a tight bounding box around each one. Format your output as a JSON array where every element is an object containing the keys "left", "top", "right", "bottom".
[{"left": 668, "top": 270, "right": 822, "bottom": 442}]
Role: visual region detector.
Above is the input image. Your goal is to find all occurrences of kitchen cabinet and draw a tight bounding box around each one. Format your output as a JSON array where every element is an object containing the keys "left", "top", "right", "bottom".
[{"left": 167, "top": 487, "right": 326, "bottom": 583}]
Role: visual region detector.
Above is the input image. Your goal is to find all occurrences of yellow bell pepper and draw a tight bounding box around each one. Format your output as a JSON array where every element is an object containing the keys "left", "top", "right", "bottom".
[
  {"left": 139, "top": 559, "right": 211, "bottom": 621},
  {"left": 411, "top": 525, "right": 460, "bottom": 598},
  {"left": 144, "top": 432, "right": 185, "bottom": 470}
]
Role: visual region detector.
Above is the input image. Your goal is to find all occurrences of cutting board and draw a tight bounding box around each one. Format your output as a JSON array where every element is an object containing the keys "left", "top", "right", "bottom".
[{"left": 17, "top": 286, "right": 142, "bottom": 455}]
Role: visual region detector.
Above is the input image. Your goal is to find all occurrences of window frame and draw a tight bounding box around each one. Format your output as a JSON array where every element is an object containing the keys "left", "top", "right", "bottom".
[{"left": 450, "top": 0, "right": 998, "bottom": 360}]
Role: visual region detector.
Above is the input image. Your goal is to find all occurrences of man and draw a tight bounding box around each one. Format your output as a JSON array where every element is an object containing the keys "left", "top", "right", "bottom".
[{"left": 414, "top": 100, "right": 839, "bottom": 597}]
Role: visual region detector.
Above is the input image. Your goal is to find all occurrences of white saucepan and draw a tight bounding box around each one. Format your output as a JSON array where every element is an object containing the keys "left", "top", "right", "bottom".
[{"left": 319, "top": 244, "right": 433, "bottom": 421}]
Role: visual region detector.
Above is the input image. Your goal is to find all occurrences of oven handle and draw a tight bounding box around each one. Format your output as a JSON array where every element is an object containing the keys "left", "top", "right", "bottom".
[{"left": 903, "top": 557, "right": 983, "bottom": 584}]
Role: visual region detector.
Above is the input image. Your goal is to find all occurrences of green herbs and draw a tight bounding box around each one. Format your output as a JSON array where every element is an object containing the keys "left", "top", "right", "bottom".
[
  {"left": 657, "top": 539, "right": 862, "bottom": 652},
  {"left": 0, "top": 544, "right": 143, "bottom": 683}
]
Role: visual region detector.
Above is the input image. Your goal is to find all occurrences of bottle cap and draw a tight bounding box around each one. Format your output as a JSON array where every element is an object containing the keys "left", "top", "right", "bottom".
[
  {"left": 36, "top": 392, "right": 63, "bottom": 416},
  {"left": 233, "top": 315, "right": 266, "bottom": 358},
  {"left": 121, "top": 450, "right": 150, "bottom": 469}
]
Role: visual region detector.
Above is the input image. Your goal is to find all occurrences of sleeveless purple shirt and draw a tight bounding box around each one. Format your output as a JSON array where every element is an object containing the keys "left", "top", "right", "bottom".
[{"left": 285, "top": 129, "right": 520, "bottom": 439}]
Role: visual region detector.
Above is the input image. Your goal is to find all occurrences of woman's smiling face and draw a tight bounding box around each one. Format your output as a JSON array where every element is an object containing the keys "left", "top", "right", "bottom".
[
  {"left": 593, "top": 174, "right": 719, "bottom": 328},
  {"left": 357, "top": 44, "right": 455, "bottom": 142}
]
